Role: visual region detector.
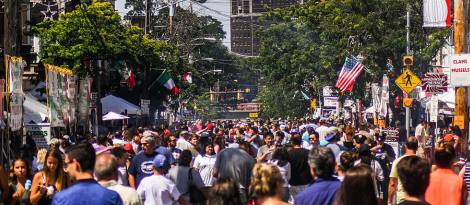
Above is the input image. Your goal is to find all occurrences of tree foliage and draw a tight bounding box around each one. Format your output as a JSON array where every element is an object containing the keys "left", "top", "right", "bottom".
[{"left": 255, "top": 0, "right": 449, "bottom": 118}]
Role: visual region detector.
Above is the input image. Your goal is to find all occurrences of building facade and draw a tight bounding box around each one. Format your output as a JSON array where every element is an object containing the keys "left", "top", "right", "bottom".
[{"left": 230, "top": 0, "right": 300, "bottom": 56}]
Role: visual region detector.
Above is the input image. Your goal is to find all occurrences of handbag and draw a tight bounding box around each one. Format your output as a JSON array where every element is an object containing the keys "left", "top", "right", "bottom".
[{"left": 188, "top": 168, "right": 206, "bottom": 203}]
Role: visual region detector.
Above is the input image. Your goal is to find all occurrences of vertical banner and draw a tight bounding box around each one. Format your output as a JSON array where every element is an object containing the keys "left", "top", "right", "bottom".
[
  {"left": 371, "top": 83, "right": 382, "bottom": 112},
  {"left": 379, "top": 75, "right": 389, "bottom": 118},
  {"left": 423, "top": 0, "right": 451, "bottom": 27},
  {"left": 10, "top": 94, "right": 24, "bottom": 131},
  {"left": 49, "top": 96, "right": 65, "bottom": 127},
  {"left": 8, "top": 58, "right": 25, "bottom": 94},
  {"left": 78, "top": 76, "right": 91, "bottom": 126},
  {"left": 66, "top": 76, "right": 77, "bottom": 126}
]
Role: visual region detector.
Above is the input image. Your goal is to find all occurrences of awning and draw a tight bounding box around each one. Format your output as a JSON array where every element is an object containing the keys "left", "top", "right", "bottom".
[{"left": 103, "top": 111, "right": 130, "bottom": 121}]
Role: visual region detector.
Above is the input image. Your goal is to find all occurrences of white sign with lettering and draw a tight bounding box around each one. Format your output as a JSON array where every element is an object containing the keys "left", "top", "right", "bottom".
[{"left": 450, "top": 54, "right": 470, "bottom": 86}]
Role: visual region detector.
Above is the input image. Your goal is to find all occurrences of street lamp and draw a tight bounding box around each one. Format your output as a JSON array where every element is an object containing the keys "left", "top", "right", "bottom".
[{"left": 201, "top": 69, "right": 222, "bottom": 76}]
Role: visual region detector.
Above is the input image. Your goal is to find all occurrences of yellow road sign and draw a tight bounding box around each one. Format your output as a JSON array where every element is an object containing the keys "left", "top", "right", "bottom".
[
  {"left": 395, "top": 69, "right": 421, "bottom": 94},
  {"left": 311, "top": 99, "right": 317, "bottom": 109},
  {"left": 249, "top": 113, "right": 258, "bottom": 118}
]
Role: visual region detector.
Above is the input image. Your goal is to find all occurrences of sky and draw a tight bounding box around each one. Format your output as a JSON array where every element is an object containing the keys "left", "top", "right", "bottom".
[{"left": 114, "top": 0, "right": 231, "bottom": 48}]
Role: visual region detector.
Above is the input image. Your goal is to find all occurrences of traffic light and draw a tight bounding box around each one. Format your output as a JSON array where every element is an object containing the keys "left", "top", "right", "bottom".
[
  {"left": 403, "top": 56, "right": 413, "bottom": 66},
  {"left": 237, "top": 90, "right": 242, "bottom": 100},
  {"left": 403, "top": 98, "right": 413, "bottom": 107}
]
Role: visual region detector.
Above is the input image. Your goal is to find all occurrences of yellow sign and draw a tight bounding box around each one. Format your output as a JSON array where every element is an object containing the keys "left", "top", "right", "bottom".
[
  {"left": 379, "top": 119, "right": 386, "bottom": 128},
  {"left": 454, "top": 115, "right": 465, "bottom": 129},
  {"left": 249, "top": 113, "right": 258, "bottom": 118},
  {"left": 311, "top": 99, "right": 317, "bottom": 109},
  {"left": 395, "top": 69, "right": 421, "bottom": 94}
]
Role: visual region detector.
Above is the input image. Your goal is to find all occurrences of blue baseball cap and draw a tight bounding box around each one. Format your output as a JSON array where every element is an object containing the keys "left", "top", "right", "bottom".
[
  {"left": 153, "top": 154, "right": 168, "bottom": 172},
  {"left": 325, "top": 133, "right": 336, "bottom": 141},
  {"left": 290, "top": 129, "right": 300, "bottom": 134}
]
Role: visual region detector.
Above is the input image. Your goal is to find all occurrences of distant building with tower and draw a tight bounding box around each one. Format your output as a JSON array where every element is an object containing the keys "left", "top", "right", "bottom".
[{"left": 230, "top": 0, "right": 301, "bottom": 56}]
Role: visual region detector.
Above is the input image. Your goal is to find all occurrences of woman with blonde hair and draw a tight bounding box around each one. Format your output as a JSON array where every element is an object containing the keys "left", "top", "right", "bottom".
[
  {"left": 249, "top": 163, "right": 289, "bottom": 205},
  {"left": 30, "top": 149, "right": 67, "bottom": 205},
  {"left": 36, "top": 149, "right": 47, "bottom": 172}
]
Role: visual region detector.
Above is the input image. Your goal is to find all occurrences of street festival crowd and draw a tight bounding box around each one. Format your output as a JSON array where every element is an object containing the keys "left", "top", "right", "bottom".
[{"left": 0, "top": 118, "right": 467, "bottom": 205}]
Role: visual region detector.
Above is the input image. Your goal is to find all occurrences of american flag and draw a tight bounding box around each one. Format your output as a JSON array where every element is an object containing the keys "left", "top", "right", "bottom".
[{"left": 335, "top": 56, "right": 365, "bottom": 92}]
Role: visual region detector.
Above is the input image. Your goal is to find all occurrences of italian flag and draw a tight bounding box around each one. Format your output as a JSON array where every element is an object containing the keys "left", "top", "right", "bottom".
[
  {"left": 157, "top": 71, "right": 179, "bottom": 95},
  {"left": 114, "top": 61, "right": 135, "bottom": 89}
]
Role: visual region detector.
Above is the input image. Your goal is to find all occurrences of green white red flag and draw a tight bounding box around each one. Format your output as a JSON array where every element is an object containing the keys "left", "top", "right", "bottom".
[{"left": 157, "top": 70, "right": 179, "bottom": 95}]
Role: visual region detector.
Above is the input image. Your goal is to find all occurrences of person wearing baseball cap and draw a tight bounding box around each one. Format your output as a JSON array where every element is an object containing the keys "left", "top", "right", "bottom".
[
  {"left": 196, "top": 124, "right": 215, "bottom": 145},
  {"left": 137, "top": 154, "right": 187, "bottom": 205},
  {"left": 371, "top": 133, "right": 396, "bottom": 204}
]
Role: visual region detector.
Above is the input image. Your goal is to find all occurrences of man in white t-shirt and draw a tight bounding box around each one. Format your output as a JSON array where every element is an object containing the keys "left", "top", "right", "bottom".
[
  {"left": 137, "top": 154, "right": 187, "bottom": 205},
  {"left": 176, "top": 131, "right": 192, "bottom": 151},
  {"left": 388, "top": 136, "right": 417, "bottom": 205},
  {"left": 315, "top": 120, "right": 329, "bottom": 141}
]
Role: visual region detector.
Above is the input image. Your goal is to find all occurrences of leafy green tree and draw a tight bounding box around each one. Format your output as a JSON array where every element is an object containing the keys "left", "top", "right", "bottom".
[
  {"left": 255, "top": 0, "right": 449, "bottom": 118},
  {"left": 32, "top": 1, "right": 186, "bottom": 122}
]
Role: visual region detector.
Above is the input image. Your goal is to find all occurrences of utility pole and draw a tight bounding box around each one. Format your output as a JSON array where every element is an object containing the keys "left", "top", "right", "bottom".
[
  {"left": 405, "top": 8, "right": 411, "bottom": 138},
  {"left": 454, "top": 0, "right": 468, "bottom": 156},
  {"left": 4, "top": 0, "right": 21, "bottom": 58},
  {"left": 144, "top": 0, "right": 151, "bottom": 126}
]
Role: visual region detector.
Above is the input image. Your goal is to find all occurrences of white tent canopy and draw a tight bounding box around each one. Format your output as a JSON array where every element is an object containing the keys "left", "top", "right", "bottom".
[
  {"left": 101, "top": 95, "right": 140, "bottom": 115},
  {"left": 24, "top": 94, "right": 48, "bottom": 124},
  {"left": 103, "top": 111, "right": 130, "bottom": 121}
]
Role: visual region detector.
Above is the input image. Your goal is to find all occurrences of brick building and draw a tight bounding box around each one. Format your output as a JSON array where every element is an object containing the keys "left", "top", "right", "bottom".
[{"left": 230, "top": 0, "right": 301, "bottom": 56}]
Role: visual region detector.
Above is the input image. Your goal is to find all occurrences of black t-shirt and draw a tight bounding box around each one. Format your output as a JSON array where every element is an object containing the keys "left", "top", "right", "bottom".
[
  {"left": 287, "top": 148, "right": 313, "bottom": 186},
  {"left": 398, "top": 126, "right": 407, "bottom": 142},
  {"left": 376, "top": 143, "right": 396, "bottom": 177},
  {"left": 398, "top": 200, "right": 430, "bottom": 205}
]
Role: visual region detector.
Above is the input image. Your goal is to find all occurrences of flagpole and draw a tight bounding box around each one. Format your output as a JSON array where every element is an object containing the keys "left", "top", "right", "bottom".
[{"left": 148, "top": 69, "right": 166, "bottom": 91}]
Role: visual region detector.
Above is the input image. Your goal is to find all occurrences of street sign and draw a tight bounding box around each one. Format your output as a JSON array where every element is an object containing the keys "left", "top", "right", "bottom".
[
  {"left": 430, "top": 95, "right": 438, "bottom": 122},
  {"left": 421, "top": 73, "right": 448, "bottom": 94},
  {"left": 450, "top": 54, "right": 470, "bottom": 86},
  {"left": 395, "top": 69, "right": 421, "bottom": 94},
  {"left": 141, "top": 99, "right": 150, "bottom": 115},
  {"left": 454, "top": 115, "right": 465, "bottom": 129},
  {"left": 249, "top": 113, "right": 258, "bottom": 118}
]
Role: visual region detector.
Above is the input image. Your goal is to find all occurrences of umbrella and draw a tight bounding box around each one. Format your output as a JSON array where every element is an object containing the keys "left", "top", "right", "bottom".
[{"left": 102, "top": 111, "right": 130, "bottom": 121}]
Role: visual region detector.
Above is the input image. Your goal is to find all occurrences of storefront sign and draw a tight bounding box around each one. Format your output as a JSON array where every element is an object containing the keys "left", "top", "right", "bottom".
[
  {"left": 450, "top": 54, "right": 470, "bottom": 86},
  {"left": 25, "top": 123, "right": 51, "bottom": 149}
]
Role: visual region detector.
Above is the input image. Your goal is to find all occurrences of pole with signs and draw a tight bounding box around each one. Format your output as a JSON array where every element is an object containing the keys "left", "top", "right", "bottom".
[{"left": 453, "top": 0, "right": 469, "bottom": 157}]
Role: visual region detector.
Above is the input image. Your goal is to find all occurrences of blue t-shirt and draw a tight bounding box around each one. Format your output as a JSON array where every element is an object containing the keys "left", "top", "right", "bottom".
[
  {"left": 128, "top": 151, "right": 160, "bottom": 188},
  {"left": 295, "top": 177, "right": 341, "bottom": 205},
  {"left": 52, "top": 179, "right": 123, "bottom": 205}
]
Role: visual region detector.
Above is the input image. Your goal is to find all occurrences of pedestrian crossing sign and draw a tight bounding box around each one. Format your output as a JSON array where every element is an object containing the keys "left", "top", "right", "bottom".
[{"left": 395, "top": 69, "right": 421, "bottom": 94}]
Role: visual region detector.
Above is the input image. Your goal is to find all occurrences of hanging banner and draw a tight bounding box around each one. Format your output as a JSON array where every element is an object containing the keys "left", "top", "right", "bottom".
[
  {"left": 78, "top": 76, "right": 91, "bottom": 126},
  {"left": 423, "top": 0, "right": 451, "bottom": 27},
  {"left": 379, "top": 75, "right": 389, "bottom": 118},
  {"left": 421, "top": 73, "right": 448, "bottom": 94},
  {"left": 8, "top": 57, "right": 25, "bottom": 94},
  {"left": 48, "top": 70, "right": 58, "bottom": 96},
  {"left": 66, "top": 76, "right": 77, "bottom": 127},
  {"left": 10, "top": 94, "right": 24, "bottom": 131},
  {"left": 49, "top": 96, "right": 65, "bottom": 127},
  {"left": 371, "top": 83, "right": 382, "bottom": 112}
]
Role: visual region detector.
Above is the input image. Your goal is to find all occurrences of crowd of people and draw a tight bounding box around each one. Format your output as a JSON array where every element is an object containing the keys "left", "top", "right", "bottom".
[{"left": 0, "top": 118, "right": 467, "bottom": 205}]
